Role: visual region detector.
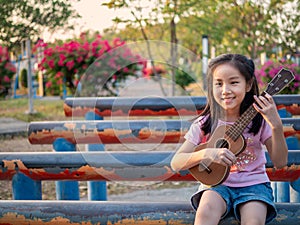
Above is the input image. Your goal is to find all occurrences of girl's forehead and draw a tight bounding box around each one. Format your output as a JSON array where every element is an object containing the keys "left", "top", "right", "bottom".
[{"left": 213, "top": 64, "right": 243, "bottom": 79}]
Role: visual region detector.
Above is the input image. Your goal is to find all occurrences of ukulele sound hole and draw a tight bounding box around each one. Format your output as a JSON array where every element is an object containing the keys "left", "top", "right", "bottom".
[{"left": 216, "top": 138, "right": 229, "bottom": 149}]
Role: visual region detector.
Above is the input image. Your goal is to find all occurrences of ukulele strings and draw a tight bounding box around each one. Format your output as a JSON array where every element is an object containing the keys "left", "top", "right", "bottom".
[{"left": 224, "top": 74, "right": 283, "bottom": 142}]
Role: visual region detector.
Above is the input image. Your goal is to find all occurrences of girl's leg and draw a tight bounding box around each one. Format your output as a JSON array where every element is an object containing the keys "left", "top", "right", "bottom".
[
  {"left": 238, "top": 201, "right": 267, "bottom": 225},
  {"left": 194, "top": 190, "right": 227, "bottom": 225}
]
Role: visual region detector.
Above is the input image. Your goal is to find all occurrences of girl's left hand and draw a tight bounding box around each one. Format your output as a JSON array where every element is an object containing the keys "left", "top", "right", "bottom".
[{"left": 253, "top": 93, "right": 282, "bottom": 129}]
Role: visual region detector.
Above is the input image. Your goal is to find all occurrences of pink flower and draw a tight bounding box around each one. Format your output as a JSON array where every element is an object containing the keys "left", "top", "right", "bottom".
[
  {"left": 48, "top": 60, "right": 55, "bottom": 69},
  {"left": 55, "top": 72, "right": 63, "bottom": 79},
  {"left": 3, "top": 75, "right": 10, "bottom": 82},
  {"left": 44, "top": 48, "right": 53, "bottom": 57},
  {"left": 76, "top": 56, "right": 83, "bottom": 63},
  {"left": 5, "top": 62, "right": 16, "bottom": 73},
  {"left": 56, "top": 79, "right": 63, "bottom": 85},
  {"left": 66, "top": 60, "right": 75, "bottom": 70},
  {"left": 74, "top": 79, "right": 79, "bottom": 87},
  {"left": 45, "top": 81, "right": 52, "bottom": 88},
  {"left": 113, "top": 38, "right": 125, "bottom": 47},
  {"left": 58, "top": 54, "right": 66, "bottom": 66}
]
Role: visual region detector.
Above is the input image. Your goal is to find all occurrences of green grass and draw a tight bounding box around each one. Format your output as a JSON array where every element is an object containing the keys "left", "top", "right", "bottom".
[{"left": 0, "top": 98, "right": 66, "bottom": 122}]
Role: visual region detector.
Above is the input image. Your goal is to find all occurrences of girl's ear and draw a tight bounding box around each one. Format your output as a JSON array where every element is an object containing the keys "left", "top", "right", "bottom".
[{"left": 246, "top": 78, "right": 254, "bottom": 92}]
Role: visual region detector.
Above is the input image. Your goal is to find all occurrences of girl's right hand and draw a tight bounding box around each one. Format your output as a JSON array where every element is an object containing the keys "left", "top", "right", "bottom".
[{"left": 203, "top": 148, "right": 236, "bottom": 167}]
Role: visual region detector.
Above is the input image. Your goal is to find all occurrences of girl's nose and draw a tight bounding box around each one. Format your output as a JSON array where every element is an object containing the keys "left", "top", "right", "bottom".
[{"left": 222, "top": 85, "right": 232, "bottom": 94}]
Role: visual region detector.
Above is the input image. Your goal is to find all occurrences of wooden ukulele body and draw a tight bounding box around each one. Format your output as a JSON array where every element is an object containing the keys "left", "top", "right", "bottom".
[{"left": 189, "top": 125, "right": 246, "bottom": 186}]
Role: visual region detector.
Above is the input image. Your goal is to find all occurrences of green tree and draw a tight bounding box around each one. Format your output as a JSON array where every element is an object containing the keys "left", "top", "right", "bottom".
[
  {"left": 187, "top": 0, "right": 299, "bottom": 59},
  {"left": 0, "top": 0, "right": 80, "bottom": 50},
  {"left": 103, "top": 0, "right": 200, "bottom": 95},
  {"left": 105, "top": 0, "right": 299, "bottom": 60}
]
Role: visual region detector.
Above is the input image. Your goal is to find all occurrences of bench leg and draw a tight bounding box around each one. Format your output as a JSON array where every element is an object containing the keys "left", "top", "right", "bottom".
[
  {"left": 12, "top": 173, "right": 41, "bottom": 200},
  {"left": 85, "top": 112, "right": 107, "bottom": 201},
  {"left": 53, "top": 138, "right": 79, "bottom": 200}
]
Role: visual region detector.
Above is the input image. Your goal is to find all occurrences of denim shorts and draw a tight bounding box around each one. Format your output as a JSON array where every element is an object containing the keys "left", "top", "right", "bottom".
[{"left": 191, "top": 182, "right": 277, "bottom": 224}]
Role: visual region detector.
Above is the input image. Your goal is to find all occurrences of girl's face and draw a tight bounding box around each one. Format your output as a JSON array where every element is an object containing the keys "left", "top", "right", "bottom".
[{"left": 212, "top": 63, "right": 251, "bottom": 119}]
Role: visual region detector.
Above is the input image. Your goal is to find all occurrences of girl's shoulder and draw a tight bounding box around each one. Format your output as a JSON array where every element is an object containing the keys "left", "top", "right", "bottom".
[{"left": 192, "top": 115, "right": 209, "bottom": 125}]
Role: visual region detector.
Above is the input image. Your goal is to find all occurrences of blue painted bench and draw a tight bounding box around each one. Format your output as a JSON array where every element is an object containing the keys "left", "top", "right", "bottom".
[{"left": 0, "top": 95, "right": 299, "bottom": 224}]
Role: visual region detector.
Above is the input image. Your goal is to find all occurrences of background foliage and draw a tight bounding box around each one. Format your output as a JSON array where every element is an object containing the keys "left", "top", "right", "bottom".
[
  {"left": 0, "top": 0, "right": 299, "bottom": 97},
  {"left": 256, "top": 60, "right": 300, "bottom": 94},
  {"left": 37, "top": 33, "right": 146, "bottom": 96},
  {"left": 0, "top": 45, "right": 16, "bottom": 97}
]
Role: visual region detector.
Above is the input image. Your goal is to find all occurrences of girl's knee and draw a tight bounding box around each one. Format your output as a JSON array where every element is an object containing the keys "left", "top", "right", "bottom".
[{"left": 195, "top": 203, "right": 223, "bottom": 224}]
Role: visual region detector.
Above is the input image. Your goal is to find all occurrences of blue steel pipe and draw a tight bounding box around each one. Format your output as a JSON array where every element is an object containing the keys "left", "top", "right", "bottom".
[
  {"left": 1, "top": 151, "right": 300, "bottom": 182},
  {"left": 1, "top": 151, "right": 299, "bottom": 168},
  {"left": 27, "top": 118, "right": 300, "bottom": 144},
  {"left": 64, "top": 95, "right": 300, "bottom": 117},
  {"left": 0, "top": 201, "right": 299, "bottom": 225}
]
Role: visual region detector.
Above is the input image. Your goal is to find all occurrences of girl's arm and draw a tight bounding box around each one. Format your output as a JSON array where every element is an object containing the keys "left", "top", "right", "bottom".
[
  {"left": 171, "top": 140, "right": 202, "bottom": 172},
  {"left": 253, "top": 94, "right": 288, "bottom": 168},
  {"left": 171, "top": 140, "right": 236, "bottom": 172}
]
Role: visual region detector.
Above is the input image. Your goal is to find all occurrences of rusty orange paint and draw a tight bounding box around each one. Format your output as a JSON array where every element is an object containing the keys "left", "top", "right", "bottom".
[
  {"left": 64, "top": 102, "right": 300, "bottom": 118},
  {"left": 1, "top": 158, "right": 300, "bottom": 182},
  {"left": 279, "top": 104, "right": 300, "bottom": 115},
  {"left": 28, "top": 124, "right": 298, "bottom": 145},
  {"left": 283, "top": 127, "right": 300, "bottom": 138},
  {"left": 64, "top": 103, "right": 202, "bottom": 117},
  {"left": 266, "top": 165, "right": 300, "bottom": 181},
  {"left": 28, "top": 128, "right": 186, "bottom": 145},
  {"left": 0, "top": 213, "right": 192, "bottom": 225},
  {"left": 0, "top": 213, "right": 98, "bottom": 225}
]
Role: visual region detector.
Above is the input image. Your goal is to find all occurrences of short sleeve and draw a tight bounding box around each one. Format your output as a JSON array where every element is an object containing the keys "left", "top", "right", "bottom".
[
  {"left": 184, "top": 117, "right": 205, "bottom": 145},
  {"left": 260, "top": 120, "right": 272, "bottom": 144}
]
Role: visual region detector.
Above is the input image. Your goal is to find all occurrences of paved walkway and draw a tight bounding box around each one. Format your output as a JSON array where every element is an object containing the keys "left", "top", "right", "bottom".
[
  {"left": 0, "top": 117, "right": 28, "bottom": 137},
  {"left": 108, "top": 186, "right": 197, "bottom": 202}
]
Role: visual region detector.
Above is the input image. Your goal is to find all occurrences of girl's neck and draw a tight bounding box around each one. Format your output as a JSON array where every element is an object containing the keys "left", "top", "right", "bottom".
[{"left": 220, "top": 110, "right": 240, "bottom": 122}]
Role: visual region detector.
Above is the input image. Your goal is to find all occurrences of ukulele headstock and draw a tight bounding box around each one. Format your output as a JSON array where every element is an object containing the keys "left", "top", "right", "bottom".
[{"left": 265, "top": 68, "right": 295, "bottom": 96}]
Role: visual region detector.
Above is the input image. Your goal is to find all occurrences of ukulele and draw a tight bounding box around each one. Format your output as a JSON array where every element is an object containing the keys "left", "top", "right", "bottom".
[{"left": 189, "top": 68, "right": 295, "bottom": 186}]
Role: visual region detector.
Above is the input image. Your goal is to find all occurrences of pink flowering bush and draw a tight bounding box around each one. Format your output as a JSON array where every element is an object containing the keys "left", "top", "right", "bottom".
[
  {"left": 255, "top": 59, "right": 300, "bottom": 94},
  {"left": 0, "top": 46, "right": 16, "bottom": 97},
  {"left": 36, "top": 33, "right": 145, "bottom": 96},
  {"left": 142, "top": 65, "right": 167, "bottom": 78}
]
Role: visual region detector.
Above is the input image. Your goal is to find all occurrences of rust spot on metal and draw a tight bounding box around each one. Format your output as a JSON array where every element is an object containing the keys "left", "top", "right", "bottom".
[
  {"left": 282, "top": 104, "right": 300, "bottom": 115},
  {"left": 28, "top": 125, "right": 187, "bottom": 145},
  {"left": 0, "top": 213, "right": 98, "bottom": 225},
  {"left": 267, "top": 164, "right": 300, "bottom": 181},
  {"left": 1, "top": 157, "right": 300, "bottom": 182},
  {"left": 283, "top": 127, "right": 300, "bottom": 138}
]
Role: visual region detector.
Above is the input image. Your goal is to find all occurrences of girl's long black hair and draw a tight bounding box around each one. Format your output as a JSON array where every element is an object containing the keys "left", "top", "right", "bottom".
[{"left": 199, "top": 53, "right": 263, "bottom": 135}]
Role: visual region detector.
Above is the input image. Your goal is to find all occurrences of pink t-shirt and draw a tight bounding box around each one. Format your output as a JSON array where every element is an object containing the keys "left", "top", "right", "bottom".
[{"left": 184, "top": 116, "right": 272, "bottom": 187}]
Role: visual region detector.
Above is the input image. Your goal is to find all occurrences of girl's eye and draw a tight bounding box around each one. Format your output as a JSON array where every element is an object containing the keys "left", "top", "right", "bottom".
[
  {"left": 231, "top": 81, "right": 239, "bottom": 85},
  {"left": 215, "top": 82, "right": 222, "bottom": 86}
]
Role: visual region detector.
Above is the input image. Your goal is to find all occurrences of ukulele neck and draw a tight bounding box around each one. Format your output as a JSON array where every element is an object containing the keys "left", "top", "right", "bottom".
[{"left": 226, "top": 105, "right": 258, "bottom": 141}]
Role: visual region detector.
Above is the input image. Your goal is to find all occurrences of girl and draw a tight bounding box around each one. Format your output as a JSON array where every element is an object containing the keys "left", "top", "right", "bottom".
[{"left": 171, "top": 53, "right": 288, "bottom": 225}]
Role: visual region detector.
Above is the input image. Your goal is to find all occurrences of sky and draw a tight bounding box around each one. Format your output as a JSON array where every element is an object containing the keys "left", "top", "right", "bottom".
[
  {"left": 72, "top": 0, "right": 130, "bottom": 32},
  {"left": 43, "top": 0, "right": 132, "bottom": 41}
]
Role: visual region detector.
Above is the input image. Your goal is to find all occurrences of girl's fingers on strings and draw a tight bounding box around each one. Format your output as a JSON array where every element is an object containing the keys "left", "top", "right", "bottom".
[
  {"left": 254, "top": 95, "right": 267, "bottom": 107},
  {"left": 253, "top": 95, "right": 264, "bottom": 111},
  {"left": 264, "top": 93, "right": 273, "bottom": 103},
  {"left": 219, "top": 148, "right": 236, "bottom": 166}
]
